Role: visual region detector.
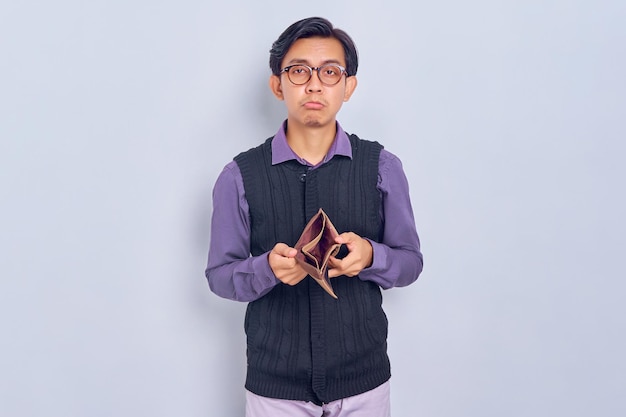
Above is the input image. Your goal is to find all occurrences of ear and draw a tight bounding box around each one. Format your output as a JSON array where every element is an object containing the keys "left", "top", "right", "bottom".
[
  {"left": 343, "top": 76, "right": 358, "bottom": 102},
  {"left": 269, "top": 75, "right": 284, "bottom": 100}
]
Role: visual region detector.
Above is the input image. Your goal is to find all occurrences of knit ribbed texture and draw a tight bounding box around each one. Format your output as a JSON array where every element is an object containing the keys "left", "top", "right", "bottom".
[{"left": 234, "top": 134, "right": 388, "bottom": 405}]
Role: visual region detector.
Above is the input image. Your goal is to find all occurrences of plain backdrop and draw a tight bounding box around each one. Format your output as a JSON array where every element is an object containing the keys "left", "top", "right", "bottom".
[{"left": 1, "top": 1, "right": 625, "bottom": 416}]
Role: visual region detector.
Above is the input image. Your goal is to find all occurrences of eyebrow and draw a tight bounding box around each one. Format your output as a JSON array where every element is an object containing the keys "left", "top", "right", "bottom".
[{"left": 285, "top": 58, "right": 344, "bottom": 66}]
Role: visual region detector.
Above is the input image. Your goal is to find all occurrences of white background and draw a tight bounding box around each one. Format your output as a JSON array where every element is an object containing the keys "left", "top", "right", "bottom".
[{"left": 1, "top": 1, "right": 625, "bottom": 416}]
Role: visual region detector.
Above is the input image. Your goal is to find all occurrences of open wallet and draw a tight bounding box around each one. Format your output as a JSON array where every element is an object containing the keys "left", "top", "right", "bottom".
[{"left": 294, "top": 208, "right": 341, "bottom": 299}]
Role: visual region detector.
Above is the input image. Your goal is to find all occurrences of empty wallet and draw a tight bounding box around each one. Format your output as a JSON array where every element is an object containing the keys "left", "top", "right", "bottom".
[{"left": 294, "top": 208, "right": 341, "bottom": 299}]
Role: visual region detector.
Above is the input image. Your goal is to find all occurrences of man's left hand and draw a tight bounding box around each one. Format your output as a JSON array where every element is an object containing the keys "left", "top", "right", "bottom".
[{"left": 327, "top": 232, "right": 373, "bottom": 278}]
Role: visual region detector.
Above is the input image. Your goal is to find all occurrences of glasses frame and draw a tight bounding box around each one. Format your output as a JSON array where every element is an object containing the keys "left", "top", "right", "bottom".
[{"left": 280, "top": 64, "right": 348, "bottom": 86}]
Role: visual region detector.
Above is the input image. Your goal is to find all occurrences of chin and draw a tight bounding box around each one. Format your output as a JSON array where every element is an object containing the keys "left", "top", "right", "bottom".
[
  {"left": 303, "top": 116, "right": 327, "bottom": 127},
  {"left": 304, "top": 120, "right": 323, "bottom": 127}
]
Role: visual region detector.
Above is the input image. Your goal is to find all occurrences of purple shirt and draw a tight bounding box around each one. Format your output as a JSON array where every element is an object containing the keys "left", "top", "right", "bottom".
[{"left": 206, "top": 122, "right": 423, "bottom": 302}]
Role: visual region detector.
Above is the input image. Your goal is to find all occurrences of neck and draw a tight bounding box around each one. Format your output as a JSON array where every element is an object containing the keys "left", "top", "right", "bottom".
[{"left": 285, "top": 121, "right": 337, "bottom": 165}]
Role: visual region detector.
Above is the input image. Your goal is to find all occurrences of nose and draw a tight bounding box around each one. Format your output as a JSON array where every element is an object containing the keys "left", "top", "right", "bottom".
[{"left": 306, "top": 69, "right": 323, "bottom": 92}]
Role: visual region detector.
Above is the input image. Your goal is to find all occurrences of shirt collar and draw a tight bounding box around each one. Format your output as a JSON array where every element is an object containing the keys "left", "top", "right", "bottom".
[{"left": 271, "top": 120, "right": 353, "bottom": 166}]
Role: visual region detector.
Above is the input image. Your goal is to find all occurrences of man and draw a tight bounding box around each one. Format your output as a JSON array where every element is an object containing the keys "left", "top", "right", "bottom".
[{"left": 206, "top": 17, "right": 423, "bottom": 417}]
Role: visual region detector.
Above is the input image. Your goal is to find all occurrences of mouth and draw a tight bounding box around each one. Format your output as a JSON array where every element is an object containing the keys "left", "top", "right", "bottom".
[{"left": 303, "top": 101, "right": 325, "bottom": 110}]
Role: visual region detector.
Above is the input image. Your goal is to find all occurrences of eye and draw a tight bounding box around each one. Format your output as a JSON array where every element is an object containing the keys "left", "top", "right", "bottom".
[
  {"left": 290, "top": 66, "right": 308, "bottom": 75},
  {"left": 323, "top": 66, "right": 339, "bottom": 76}
]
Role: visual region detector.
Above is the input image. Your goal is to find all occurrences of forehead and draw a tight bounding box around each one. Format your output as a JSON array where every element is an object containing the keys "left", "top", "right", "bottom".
[{"left": 282, "top": 37, "right": 346, "bottom": 67}]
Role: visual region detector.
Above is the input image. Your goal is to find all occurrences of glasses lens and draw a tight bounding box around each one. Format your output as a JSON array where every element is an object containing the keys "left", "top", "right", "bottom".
[
  {"left": 287, "top": 65, "right": 311, "bottom": 85},
  {"left": 318, "top": 65, "right": 343, "bottom": 85}
]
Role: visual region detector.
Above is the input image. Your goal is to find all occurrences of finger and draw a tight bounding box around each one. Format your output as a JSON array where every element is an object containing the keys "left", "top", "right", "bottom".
[
  {"left": 334, "top": 232, "right": 354, "bottom": 245},
  {"left": 328, "top": 257, "right": 354, "bottom": 278},
  {"left": 273, "top": 243, "right": 298, "bottom": 258}
]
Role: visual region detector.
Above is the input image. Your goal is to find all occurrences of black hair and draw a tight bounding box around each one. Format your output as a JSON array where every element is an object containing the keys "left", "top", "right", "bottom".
[{"left": 269, "top": 17, "right": 358, "bottom": 77}]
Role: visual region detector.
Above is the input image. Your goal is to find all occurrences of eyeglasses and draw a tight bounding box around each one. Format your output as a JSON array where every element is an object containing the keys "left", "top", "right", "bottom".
[{"left": 280, "top": 64, "right": 347, "bottom": 86}]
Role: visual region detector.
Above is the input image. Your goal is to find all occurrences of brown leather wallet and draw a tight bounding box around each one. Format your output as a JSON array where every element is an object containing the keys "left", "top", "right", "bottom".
[{"left": 294, "top": 208, "right": 340, "bottom": 299}]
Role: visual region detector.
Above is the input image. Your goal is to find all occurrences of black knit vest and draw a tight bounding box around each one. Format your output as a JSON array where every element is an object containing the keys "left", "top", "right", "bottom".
[{"left": 234, "top": 134, "right": 389, "bottom": 405}]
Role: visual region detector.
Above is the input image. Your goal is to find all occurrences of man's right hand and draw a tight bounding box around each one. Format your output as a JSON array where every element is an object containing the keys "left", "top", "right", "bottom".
[{"left": 268, "top": 243, "right": 308, "bottom": 285}]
